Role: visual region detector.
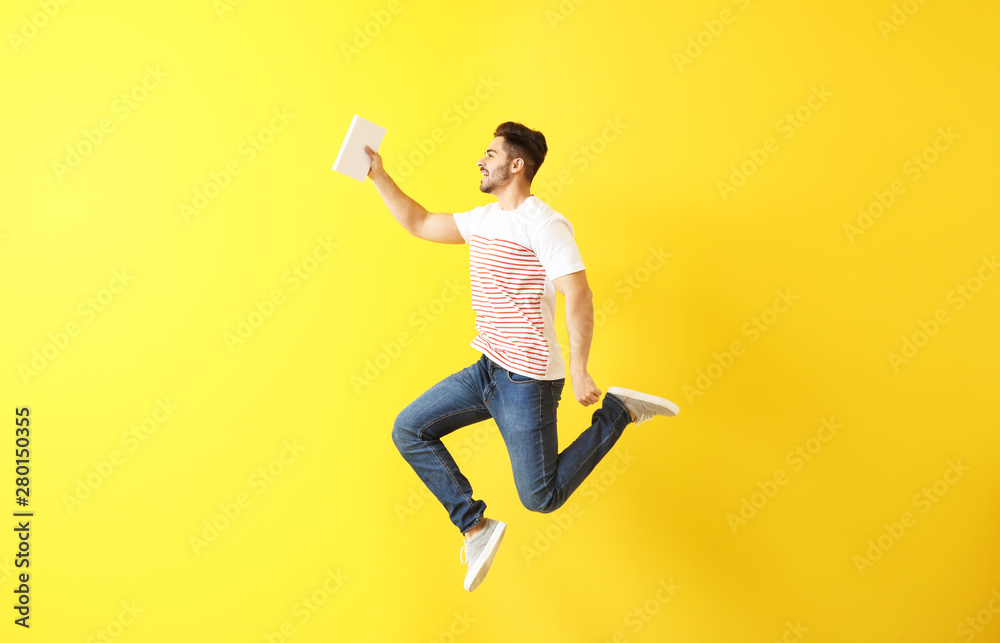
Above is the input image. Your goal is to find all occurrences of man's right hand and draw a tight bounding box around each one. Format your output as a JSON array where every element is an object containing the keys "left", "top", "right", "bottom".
[{"left": 364, "top": 145, "right": 384, "bottom": 180}]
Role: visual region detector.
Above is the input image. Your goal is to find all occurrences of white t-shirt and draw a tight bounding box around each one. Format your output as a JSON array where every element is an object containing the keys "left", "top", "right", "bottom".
[{"left": 453, "top": 195, "right": 586, "bottom": 380}]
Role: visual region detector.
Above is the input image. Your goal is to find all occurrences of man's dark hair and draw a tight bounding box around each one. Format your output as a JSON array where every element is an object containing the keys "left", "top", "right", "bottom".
[{"left": 493, "top": 122, "right": 547, "bottom": 184}]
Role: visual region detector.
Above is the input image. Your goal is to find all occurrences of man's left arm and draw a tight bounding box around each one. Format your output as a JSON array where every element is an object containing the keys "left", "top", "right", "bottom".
[{"left": 553, "top": 270, "right": 601, "bottom": 406}]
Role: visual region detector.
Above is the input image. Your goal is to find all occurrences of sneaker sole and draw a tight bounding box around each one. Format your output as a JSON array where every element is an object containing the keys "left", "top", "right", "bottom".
[
  {"left": 464, "top": 521, "right": 506, "bottom": 592},
  {"left": 607, "top": 387, "right": 680, "bottom": 417}
]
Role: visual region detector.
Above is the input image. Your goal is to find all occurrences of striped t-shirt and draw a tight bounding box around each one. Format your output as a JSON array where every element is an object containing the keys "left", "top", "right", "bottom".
[{"left": 453, "top": 196, "right": 586, "bottom": 380}]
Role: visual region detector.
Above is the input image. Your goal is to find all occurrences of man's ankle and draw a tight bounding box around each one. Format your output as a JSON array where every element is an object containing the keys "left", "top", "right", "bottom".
[{"left": 465, "top": 519, "right": 485, "bottom": 541}]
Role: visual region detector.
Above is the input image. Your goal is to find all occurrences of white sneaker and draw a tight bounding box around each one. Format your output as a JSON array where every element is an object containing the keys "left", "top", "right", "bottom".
[
  {"left": 607, "top": 387, "right": 679, "bottom": 425},
  {"left": 460, "top": 518, "right": 506, "bottom": 591}
]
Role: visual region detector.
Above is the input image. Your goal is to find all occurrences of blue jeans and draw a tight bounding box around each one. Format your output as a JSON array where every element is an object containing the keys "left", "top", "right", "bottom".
[{"left": 392, "top": 354, "right": 633, "bottom": 534}]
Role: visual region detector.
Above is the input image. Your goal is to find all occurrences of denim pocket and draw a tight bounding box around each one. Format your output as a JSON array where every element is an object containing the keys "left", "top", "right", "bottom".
[
  {"left": 506, "top": 370, "right": 537, "bottom": 384},
  {"left": 551, "top": 379, "right": 565, "bottom": 401},
  {"left": 549, "top": 379, "right": 564, "bottom": 417}
]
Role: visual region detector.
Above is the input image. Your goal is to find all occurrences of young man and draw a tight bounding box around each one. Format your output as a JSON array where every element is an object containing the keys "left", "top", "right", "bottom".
[{"left": 364, "top": 122, "right": 679, "bottom": 592}]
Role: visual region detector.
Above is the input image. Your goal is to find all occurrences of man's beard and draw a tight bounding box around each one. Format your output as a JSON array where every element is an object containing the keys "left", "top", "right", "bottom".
[{"left": 479, "top": 164, "right": 510, "bottom": 194}]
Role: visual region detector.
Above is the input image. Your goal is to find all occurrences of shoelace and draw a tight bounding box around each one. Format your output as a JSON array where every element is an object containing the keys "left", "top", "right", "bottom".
[
  {"left": 632, "top": 402, "right": 654, "bottom": 426},
  {"left": 635, "top": 410, "right": 653, "bottom": 425},
  {"left": 460, "top": 527, "right": 485, "bottom": 564}
]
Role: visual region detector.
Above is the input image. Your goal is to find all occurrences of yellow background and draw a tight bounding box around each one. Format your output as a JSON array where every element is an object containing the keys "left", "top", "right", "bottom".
[{"left": 2, "top": 0, "right": 999, "bottom": 641}]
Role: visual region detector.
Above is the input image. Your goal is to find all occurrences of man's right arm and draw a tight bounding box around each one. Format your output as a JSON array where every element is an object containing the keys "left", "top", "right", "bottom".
[{"left": 364, "top": 146, "right": 464, "bottom": 244}]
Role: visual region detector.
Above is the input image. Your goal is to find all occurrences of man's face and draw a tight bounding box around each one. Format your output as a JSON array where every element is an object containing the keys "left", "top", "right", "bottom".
[{"left": 477, "top": 136, "right": 512, "bottom": 194}]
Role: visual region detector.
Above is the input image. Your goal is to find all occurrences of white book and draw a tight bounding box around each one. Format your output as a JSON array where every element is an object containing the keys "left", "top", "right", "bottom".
[{"left": 332, "top": 114, "right": 386, "bottom": 182}]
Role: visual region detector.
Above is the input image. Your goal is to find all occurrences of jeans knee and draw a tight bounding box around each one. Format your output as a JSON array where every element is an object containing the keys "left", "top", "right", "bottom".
[
  {"left": 520, "top": 489, "right": 559, "bottom": 514},
  {"left": 392, "top": 412, "right": 417, "bottom": 451}
]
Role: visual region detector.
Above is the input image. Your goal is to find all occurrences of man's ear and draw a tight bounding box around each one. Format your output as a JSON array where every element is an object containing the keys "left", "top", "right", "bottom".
[{"left": 510, "top": 157, "right": 524, "bottom": 174}]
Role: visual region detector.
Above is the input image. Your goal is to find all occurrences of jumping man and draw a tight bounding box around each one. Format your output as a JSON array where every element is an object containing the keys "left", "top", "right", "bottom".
[{"left": 364, "top": 121, "right": 679, "bottom": 591}]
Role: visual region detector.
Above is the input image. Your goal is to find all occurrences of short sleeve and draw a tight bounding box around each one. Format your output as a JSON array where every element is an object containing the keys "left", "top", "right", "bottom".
[
  {"left": 534, "top": 218, "right": 586, "bottom": 280},
  {"left": 453, "top": 206, "right": 488, "bottom": 244},
  {"left": 452, "top": 211, "right": 472, "bottom": 243}
]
